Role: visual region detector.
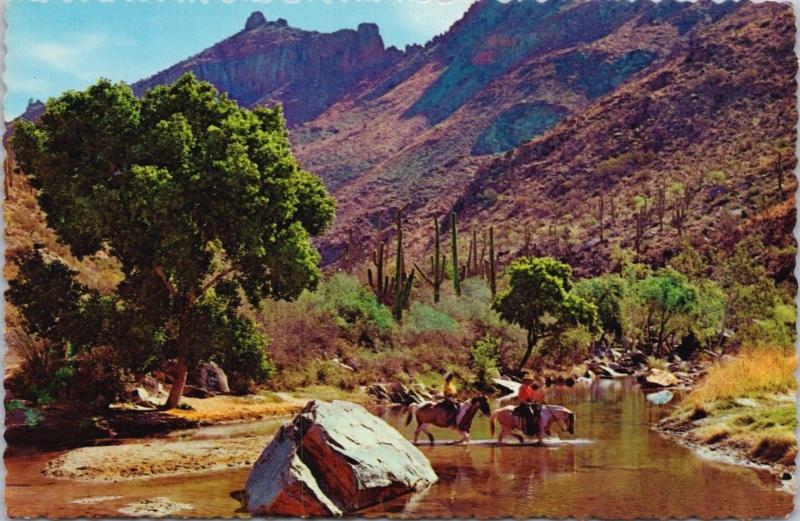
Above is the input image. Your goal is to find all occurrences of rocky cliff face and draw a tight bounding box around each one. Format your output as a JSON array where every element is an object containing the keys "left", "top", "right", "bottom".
[
  {"left": 15, "top": 1, "right": 797, "bottom": 278},
  {"left": 134, "top": 12, "right": 403, "bottom": 125},
  {"left": 290, "top": 0, "right": 790, "bottom": 270}
]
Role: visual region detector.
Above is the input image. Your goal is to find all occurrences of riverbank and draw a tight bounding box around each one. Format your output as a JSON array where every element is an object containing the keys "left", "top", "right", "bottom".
[
  {"left": 44, "top": 435, "right": 271, "bottom": 482},
  {"left": 10, "top": 377, "right": 793, "bottom": 520},
  {"left": 656, "top": 350, "right": 796, "bottom": 493},
  {"left": 5, "top": 385, "right": 371, "bottom": 451}
]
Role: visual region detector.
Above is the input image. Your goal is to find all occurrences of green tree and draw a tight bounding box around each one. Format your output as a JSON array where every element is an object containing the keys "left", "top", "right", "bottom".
[
  {"left": 493, "top": 257, "right": 596, "bottom": 371},
  {"left": 631, "top": 268, "right": 704, "bottom": 355},
  {"left": 715, "top": 235, "right": 783, "bottom": 347},
  {"left": 574, "top": 274, "right": 627, "bottom": 345},
  {"left": 12, "top": 74, "right": 335, "bottom": 408}
]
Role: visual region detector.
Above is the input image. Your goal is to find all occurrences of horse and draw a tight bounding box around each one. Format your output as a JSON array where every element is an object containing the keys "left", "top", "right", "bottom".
[
  {"left": 405, "top": 395, "right": 491, "bottom": 445},
  {"left": 489, "top": 404, "right": 575, "bottom": 444}
]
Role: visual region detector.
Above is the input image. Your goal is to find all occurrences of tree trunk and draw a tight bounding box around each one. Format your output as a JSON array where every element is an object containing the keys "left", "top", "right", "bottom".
[
  {"left": 164, "top": 355, "right": 188, "bottom": 409},
  {"left": 164, "top": 304, "right": 192, "bottom": 410},
  {"left": 517, "top": 330, "right": 537, "bottom": 372}
]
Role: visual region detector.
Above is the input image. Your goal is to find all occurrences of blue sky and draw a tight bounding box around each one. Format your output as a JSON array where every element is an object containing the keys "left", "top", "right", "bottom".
[{"left": 5, "top": 0, "right": 475, "bottom": 118}]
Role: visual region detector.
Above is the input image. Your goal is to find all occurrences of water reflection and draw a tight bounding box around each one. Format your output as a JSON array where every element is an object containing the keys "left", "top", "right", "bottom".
[
  {"left": 366, "top": 378, "right": 792, "bottom": 519},
  {"left": 5, "top": 378, "right": 792, "bottom": 519}
]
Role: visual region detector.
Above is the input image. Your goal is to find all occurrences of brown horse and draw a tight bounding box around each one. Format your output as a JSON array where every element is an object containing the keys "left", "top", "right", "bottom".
[
  {"left": 405, "top": 395, "right": 491, "bottom": 445},
  {"left": 489, "top": 404, "right": 575, "bottom": 444}
]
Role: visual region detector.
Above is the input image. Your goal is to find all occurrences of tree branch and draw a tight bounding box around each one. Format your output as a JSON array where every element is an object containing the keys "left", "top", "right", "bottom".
[
  {"left": 153, "top": 264, "right": 177, "bottom": 298},
  {"left": 200, "top": 265, "right": 238, "bottom": 295}
]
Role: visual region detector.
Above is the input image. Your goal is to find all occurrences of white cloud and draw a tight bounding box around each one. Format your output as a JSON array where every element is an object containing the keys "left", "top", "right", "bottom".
[
  {"left": 4, "top": 70, "right": 53, "bottom": 97},
  {"left": 20, "top": 32, "right": 135, "bottom": 83},
  {"left": 23, "top": 33, "right": 110, "bottom": 80}
]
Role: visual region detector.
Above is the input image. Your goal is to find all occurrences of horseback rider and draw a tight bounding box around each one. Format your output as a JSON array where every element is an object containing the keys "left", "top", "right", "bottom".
[
  {"left": 513, "top": 373, "right": 544, "bottom": 436},
  {"left": 441, "top": 373, "right": 459, "bottom": 415}
]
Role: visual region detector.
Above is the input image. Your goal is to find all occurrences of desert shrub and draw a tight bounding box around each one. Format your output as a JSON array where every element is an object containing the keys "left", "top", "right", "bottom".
[
  {"left": 539, "top": 325, "right": 593, "bottom": 364},
  {"left": 5, "top": 330, "right": 134, "bottom": 406},
  {"left": 315, "top": 274, "right": 395, "bottom": 332},
  {"left": 707, "top": 170, "right": 727, "bottom": 186},
  {"left": 471, "top": 335, "right": 500, "bottom": 390},
  {"left": 5, "top": 331, "right": 71, "bottom": 404},
  {"left": 748, "top": 302, "right": 796, "bottom": 351},
  {"left": 273, "top": 359, "right": 359, "bottom": 391},
  {"left": 68, "top": 346, "right": 134, "bottom": 404},
  {"left": 402, "top": 303, "right": 459, "bottom": 335},
  {"left": 257, "top": 296, "right": 342, "bottom": 369}
]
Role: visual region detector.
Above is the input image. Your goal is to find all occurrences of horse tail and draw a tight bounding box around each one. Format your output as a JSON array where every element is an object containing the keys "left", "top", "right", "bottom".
[
  {"left": 405, "top": 404, "right": 418, "bottom": 426},
  {"left": 489, "top": 412, "right": 496, "bottom": 437}
]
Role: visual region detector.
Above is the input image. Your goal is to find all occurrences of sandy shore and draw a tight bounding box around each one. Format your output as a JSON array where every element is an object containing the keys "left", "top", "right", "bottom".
[
  {"left": 44, "top": 435, "right": 272, "bottom": 482},
  {"left": 163, "top": 393, "right": 305, "bottom": 423}
]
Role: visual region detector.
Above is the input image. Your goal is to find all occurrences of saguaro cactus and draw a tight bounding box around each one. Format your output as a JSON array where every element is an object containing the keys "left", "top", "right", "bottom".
[
  {"left": 654, "top": 179, "right": 666, "bottom": 231},
  {"left": 367, "top": 209, "right": 414, "bottom": 319},
  {"left": 391, "top": 209, "right": 414, "bottom": 319},
  {"left": 598, "top": 194, "right": 605, "bottom": 242},
  {"left": 415, "top": 215, "right": 445, "bottom": 303},
  {"left": 488, "top": 225, "right": 496, "bottom": 297},
  {"left": 450, "top": 212, "right": 461, "bottom": 296}
]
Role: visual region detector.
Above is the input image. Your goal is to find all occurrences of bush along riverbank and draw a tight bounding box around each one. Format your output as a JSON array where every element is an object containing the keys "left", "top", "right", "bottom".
[{"left": 657, "top": 349, "right": 796, "bottom": 491}]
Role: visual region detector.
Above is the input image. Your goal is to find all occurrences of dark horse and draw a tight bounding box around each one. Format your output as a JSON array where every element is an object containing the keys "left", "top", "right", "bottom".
[{"left": 405, "top": 395, "right": 491, "bottom": 445}]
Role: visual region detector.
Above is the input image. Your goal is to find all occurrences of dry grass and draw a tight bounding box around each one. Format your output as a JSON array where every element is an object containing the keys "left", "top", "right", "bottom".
[
  {"left": 164, "top": 393, "right": 303, "bottom": 423},
  {"left": 694, "top": 424, "right": 731, "bottom": 445},
  {"left": 673, "top": 348, "right": 797, "bottom": 464},
  {"left": 686, "top": 349, "right": 796, "bottom": 408}
]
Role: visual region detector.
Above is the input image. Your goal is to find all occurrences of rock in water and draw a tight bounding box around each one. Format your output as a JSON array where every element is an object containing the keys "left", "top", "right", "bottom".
[
  {"left": 637, "top": 368, "right": 679, "bottom": 388},
  {"left": 246, "top": 423, "right": 342, "bottom": 517},
  {"left": 245, "top": 400, "right": 437, "bottom": 516},
  {"left": 645, "top": 389, "right": 674, "bottom": 405}
]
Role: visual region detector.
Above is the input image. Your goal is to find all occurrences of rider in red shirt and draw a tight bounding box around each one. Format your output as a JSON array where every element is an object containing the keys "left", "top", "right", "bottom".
[
  {"left": 515, "top": 373, "right": 544, "bottom": 436},
  {"left": 518, "top": 380, "right": 544, "bottom": 404}
]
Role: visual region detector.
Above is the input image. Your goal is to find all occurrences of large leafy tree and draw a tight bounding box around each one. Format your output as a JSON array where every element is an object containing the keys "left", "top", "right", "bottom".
[
  {"left": 493, "top": 257, "right": 596, "bottom": 371},
  {"left": 629, "top": 268, "right": 719, "bottom": 355},
  {"left": 12, "top": 74, "right": 335, "bottom": 408},
  {"left": 573, "top": 274, "right": 627, "bottom": 346}
]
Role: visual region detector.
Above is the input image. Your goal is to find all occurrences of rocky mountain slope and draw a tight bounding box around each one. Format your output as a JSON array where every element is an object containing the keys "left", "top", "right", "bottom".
[
  {"left": 134, "top": 12, "right": 403, "bottom": 125},
  {"left": 9, "top": 0, "right": 796, "bottom": 280},
  {"left": 287, "top": 0, "right": 794, "bottom": 273}
]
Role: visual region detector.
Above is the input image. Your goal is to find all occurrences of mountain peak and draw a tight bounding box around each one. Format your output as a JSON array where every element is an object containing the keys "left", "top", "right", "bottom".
[{"left": 244, "top": 11, "right": 268, "bottom": 31}]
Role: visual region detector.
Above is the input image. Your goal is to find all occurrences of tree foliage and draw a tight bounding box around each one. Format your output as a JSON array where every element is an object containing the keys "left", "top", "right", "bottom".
[
  {"left": 493, "top": 257, "right": 597, "bottom": 370},
  {"left": 11, "top": 74, "right": 335, "bottom": 407},
  {"left": 573, "top": 274, "right": 626, "bottom": 345},
  {"left": 627, "top": 268, "right": 724, "bottom": 355}
]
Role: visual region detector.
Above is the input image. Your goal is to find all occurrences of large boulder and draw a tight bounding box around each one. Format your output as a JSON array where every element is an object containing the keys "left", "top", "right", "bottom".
[
  {"left": 245, "top": 400, "right": 437, "bottom": 516},
  {"left": 246, "top": 423, "right": 343, "bottom": 517},
  {"left": 191, "top": 361, "right": 230, "bottom": 394}
]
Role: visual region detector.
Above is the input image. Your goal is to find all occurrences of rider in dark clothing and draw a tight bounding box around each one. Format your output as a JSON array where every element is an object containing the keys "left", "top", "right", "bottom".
[{"left": 513, "top": 374, "right": 544, "bottom": 436}]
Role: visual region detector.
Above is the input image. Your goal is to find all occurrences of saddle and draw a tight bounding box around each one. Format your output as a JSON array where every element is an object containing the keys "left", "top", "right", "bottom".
[
  {"left": 513, "top": 403, "right": 541, "bottom": 436},
  {"left": 438, "top": 397, "right": 459, "bottom": 419}
]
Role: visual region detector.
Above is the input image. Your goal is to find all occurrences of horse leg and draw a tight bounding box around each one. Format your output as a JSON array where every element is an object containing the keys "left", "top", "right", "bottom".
[
  {"left": 451, "top": 430, "right": 469, "bottom": 445},
  {"left": 514, "top": 432, "right": 524, "bottom": 444},
  {"left": 420, "top": 424, "right": 435, "bottom": 445},
  {"left": 413, "top": 422, "right": 423, "bottom": 444}
]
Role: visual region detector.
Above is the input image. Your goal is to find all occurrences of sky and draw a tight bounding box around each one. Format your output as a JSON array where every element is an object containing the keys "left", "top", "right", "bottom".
[{"left": 4, "top": 0, "right": 475, "bottom": 118}]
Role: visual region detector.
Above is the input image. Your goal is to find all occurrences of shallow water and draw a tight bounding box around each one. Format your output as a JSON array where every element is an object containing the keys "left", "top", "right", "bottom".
[{"left": 5, "top": 379, "right": 793, "bottom": 519}]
